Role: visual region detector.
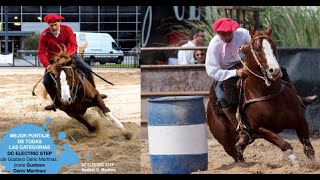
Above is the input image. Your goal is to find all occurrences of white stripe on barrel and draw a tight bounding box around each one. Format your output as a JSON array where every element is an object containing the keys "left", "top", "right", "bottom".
[
  {"left": 147, "top": 96, "right": 208, "bottom": 174},
  {"left": 148, "top": 124, "right": 208, "bottom": 155}
]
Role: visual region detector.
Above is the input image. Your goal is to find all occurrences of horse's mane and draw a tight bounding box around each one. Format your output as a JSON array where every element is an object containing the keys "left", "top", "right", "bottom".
[{"left": 49, "top": 43, "right": 74, "bottom": 74}]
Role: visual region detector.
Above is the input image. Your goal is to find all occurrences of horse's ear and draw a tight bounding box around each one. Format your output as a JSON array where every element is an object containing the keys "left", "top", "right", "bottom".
[{"left": 266, "top": 25, "right": 272, "bottom": 36}]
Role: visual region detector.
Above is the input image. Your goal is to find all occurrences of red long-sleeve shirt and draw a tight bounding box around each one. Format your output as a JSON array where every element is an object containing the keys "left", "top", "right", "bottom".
[{"left": 37, "top": 24, "right": 78, "bottom": 68}]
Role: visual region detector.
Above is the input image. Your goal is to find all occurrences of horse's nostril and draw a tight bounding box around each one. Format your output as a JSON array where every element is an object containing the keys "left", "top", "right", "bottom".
[{"left": 269, "top": 68, "right": 274, "bottom": 73}]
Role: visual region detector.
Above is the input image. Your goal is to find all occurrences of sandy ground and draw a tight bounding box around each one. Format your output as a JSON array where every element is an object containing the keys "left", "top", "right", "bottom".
[
  {"left": 140, "top": 126, "right": 320, "bottom": 174},
  {"left": 0, "top": 67, "right": 141, "bottom": 174}
]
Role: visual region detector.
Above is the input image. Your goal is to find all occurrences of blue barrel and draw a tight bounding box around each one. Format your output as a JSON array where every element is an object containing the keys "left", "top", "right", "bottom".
[{"left": 147, "top": 96, "right": 208, "bottom": 174}]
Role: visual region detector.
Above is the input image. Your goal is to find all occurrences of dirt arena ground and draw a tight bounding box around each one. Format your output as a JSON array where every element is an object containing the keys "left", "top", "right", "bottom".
[
  {"left": 2, "top": 67, "right": 320, "bottom": 174},
  {"left": 0, "top": 67, "right": 141, "bottom": 174},
  {"left": 140, "top": 126, "right": 320, "bottom": 174}
]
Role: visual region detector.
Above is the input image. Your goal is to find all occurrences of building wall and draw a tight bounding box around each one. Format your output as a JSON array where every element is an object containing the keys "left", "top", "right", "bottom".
[
  {"left": 0, "top": 6, "right": 141, "bottom": 52},
  {"left": 22, "top": 22, "right": 80, "bottom": 32}
]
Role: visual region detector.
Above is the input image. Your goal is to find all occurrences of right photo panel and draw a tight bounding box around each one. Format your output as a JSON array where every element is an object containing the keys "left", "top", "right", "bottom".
[{"left": 140, "top": 6, "right": 320, "bottom": 174}]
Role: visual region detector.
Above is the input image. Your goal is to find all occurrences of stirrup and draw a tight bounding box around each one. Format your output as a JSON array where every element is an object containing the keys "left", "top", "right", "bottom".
[{"left": 44, "top": 104, "right": 56, "bottom": 111}]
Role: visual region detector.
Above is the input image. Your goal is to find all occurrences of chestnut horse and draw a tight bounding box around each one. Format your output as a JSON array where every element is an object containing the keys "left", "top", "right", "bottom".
[
  {"left": 39, "top": 45, "right": 132, "bottom": 139},
  {"left": 207, "top": 26, "right": 316, "bottom": 166}
]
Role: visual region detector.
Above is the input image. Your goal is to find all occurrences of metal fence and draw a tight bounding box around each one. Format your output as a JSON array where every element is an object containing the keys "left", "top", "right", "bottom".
[{"left": 0, "top": 50, "right": 140, "bottom": 68}]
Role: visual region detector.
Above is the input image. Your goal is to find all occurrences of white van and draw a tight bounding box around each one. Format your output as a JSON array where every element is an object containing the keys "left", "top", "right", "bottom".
[{"left": 74, "top": 32, "right": 124, "bottom": 64}]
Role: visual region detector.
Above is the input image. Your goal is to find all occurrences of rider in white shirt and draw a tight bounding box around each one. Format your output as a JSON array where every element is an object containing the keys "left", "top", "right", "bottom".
[
  {"left": 206, "top": 18, "right": 249, "bottom": 112},
  {"left": 206, "top": 18, "right": 317, "bottom": 130},
  {"left": 206, "top": 27, "right": 250, "bottom": 81}
]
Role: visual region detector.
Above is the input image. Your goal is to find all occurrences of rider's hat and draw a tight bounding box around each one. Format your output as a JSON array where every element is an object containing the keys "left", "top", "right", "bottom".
[
  {"left": 44, "top": 14, "right": 65, "bottom": 23},
  {"left": 213, "top": 18, "right": 239, "bottom": 33}
]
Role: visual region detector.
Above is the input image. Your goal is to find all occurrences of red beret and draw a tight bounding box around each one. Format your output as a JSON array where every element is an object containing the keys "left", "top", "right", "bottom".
[
  {"left": 44, "top": 14, "right": 65, "bottom": 23},
  {"left": 213, "top": 18, "right": 239, "bottom": 33}
]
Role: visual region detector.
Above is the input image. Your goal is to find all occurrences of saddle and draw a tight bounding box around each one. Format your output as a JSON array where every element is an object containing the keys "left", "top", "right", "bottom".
[{"left": 209, "top": 77, "right": 240, "bottom": 116}]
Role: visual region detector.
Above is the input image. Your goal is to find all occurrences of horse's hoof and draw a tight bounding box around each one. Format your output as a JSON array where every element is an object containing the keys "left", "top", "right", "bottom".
[
  {"left": 122, "top": 129, "right": 133, "bottom": 140},
  {"left": 88, "top": 127, "right": 96, "bottom": 132},
  {"left": 100, "top": 94, "right": 108, "bottom": 99}
]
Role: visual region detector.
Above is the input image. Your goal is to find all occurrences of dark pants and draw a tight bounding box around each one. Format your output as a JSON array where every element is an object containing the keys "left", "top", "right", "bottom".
[
  {"left": 215, "top": 63, "right": 240, "bottom": 109},
  {"left": 43, "top": 53, "right": 92, "bottom": 102},
  {"left": 215, "top": 66, "right": 291, "bottom": 109},
  {"left": 215, "top": 80, "right": 235, "bottom": 108}
]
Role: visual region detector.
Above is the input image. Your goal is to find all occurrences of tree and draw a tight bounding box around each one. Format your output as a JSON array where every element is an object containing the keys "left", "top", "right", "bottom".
[{"left": 24, "top": 32, "right": 39, "bottom": 50}]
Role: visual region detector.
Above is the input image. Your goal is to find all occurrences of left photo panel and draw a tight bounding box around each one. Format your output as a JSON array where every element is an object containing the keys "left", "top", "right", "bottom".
[{"left": 0, "top": 6, "right": 141, "bottom": 174}]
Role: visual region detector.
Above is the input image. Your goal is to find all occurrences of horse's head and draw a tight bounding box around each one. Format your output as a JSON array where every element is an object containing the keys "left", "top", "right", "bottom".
[
  {"left": 49, "top": 44, "right": 78, "bottom": 105},
  {"left": 240, "top": 26, "right": 282, "bottom": 82}
]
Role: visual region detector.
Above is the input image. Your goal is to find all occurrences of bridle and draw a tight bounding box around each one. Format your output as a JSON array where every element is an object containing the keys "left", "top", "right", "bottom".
[
  {"left": 50, "top": 61, "right": 83, "bottom": 105},
  {"left": 237, "top": 35, "right": 277, "bottom": 86}
]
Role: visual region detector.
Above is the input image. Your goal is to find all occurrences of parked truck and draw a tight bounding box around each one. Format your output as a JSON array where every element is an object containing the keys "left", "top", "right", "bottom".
[{"left": 74, "top": 32, "right": 124, "bottom": 65}]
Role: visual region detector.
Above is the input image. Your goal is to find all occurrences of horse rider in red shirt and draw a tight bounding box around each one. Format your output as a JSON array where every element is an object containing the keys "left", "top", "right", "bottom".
[{"left": 38, "top": 14, "right": 107, "bottom": 111}]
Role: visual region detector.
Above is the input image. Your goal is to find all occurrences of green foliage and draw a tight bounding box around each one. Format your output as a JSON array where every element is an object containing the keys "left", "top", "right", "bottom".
[
  {"left": 261, "top": 6, "right": 320, "bottom": 47},
  {"left": 24, "top": 32, "right": 40, "bottom": 50},
  {"left": 163, "top": 6, "right": 320, "bottom": 48}
]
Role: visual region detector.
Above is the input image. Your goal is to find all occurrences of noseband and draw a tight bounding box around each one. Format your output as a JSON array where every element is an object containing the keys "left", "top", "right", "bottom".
[{"left": 237, "top": 35, "right": 276, "bottom": 86}]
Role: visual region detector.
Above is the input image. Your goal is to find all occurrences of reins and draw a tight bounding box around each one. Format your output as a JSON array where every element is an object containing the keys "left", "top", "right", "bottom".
[
  {"left": 236, "top": 35, "right": 274, "bottom": 87},
  {"left": 58, "top": 66, "right": 79, "bottom": 105},
  {"left": 32, "top": 71, "right": 49, "bottom": 96}
]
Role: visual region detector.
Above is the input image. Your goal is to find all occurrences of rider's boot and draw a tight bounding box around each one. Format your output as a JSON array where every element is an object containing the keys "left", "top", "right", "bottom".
[
  {"left": 87, "top": 74, "right": 108, "bottom": 99},
  {"left": 44, "top": 89, "right": 57, "bottom": 111},
  {"left": 44, "top": 104, "right": 56, "bottom": 111},
  {"left": 222, "top": 106, "right": 252, "bottom": 143},
  {"left": 222, "top": 106, "right": 238, "bottom": 126}
]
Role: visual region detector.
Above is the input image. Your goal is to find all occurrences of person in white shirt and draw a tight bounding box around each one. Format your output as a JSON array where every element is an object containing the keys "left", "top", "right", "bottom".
[
  {"left": 206, "top": 18, "right": 317, "bottom": 127},
  {"left": 177, "top": 28, "right": 205, "bottom": 64},
  {"left": 206, "top": 18, "right": 249, "bottom": 115}
]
